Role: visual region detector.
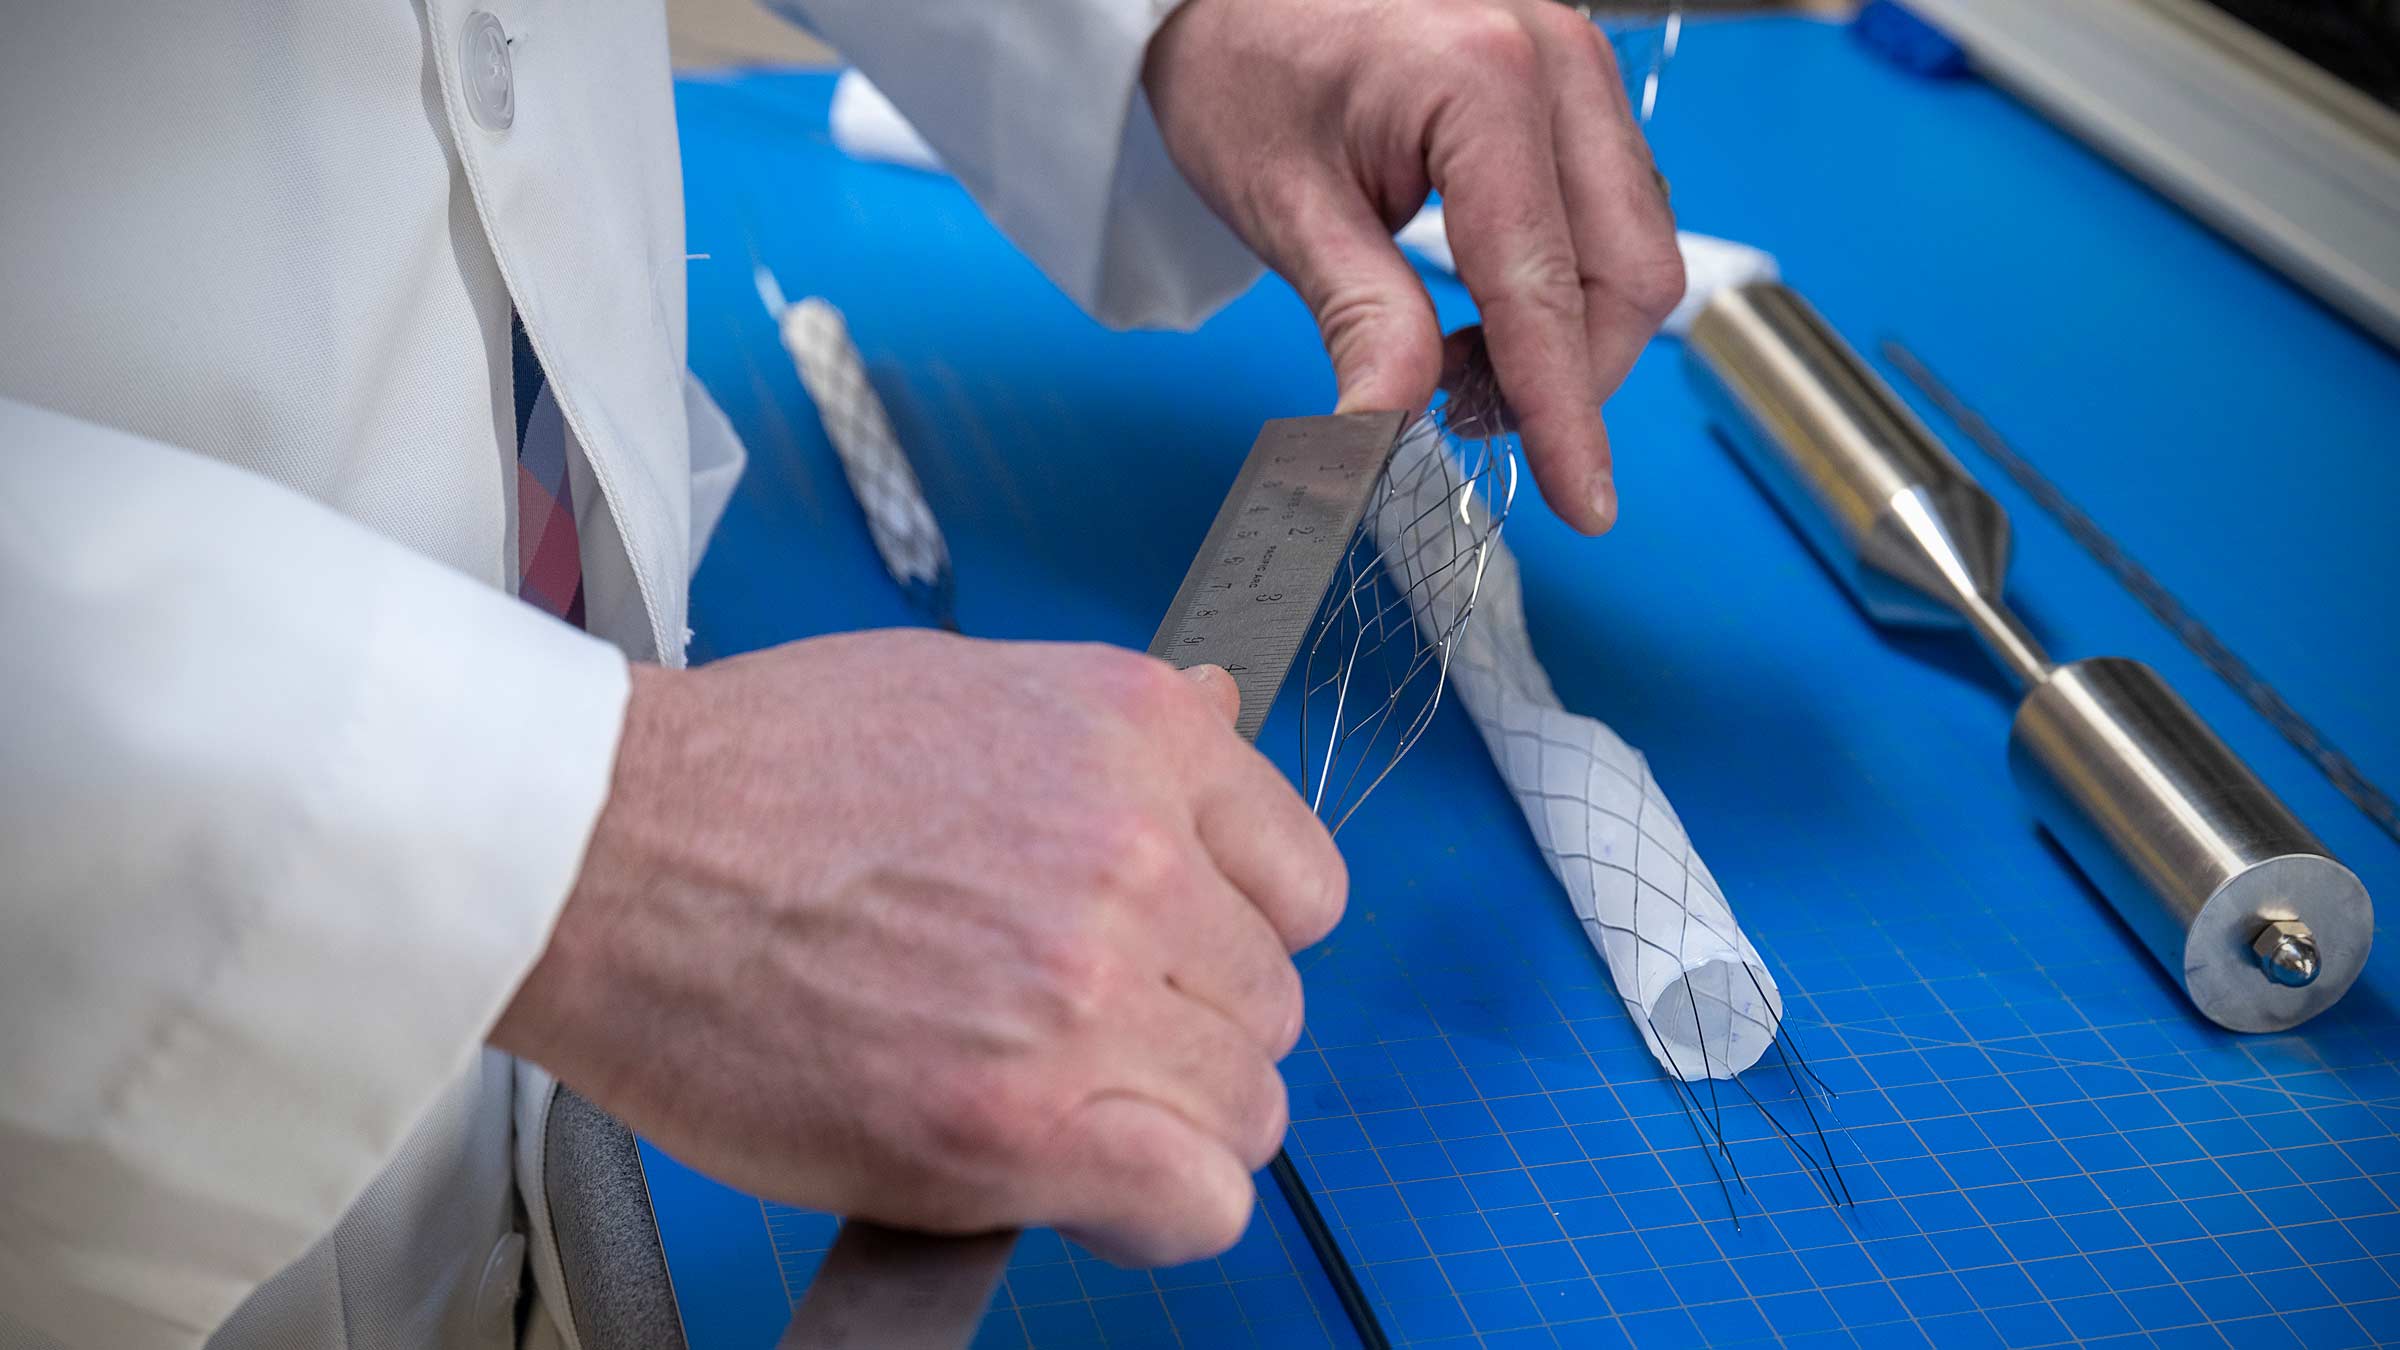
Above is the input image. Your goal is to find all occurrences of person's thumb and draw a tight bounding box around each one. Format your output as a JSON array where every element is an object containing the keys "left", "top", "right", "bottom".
[
  {"left": 1179, "top": 663, "right": 1241, "bottom": 726},
  {"left": 1268, "top": 182, "right": 1443, "bottom": 418}
]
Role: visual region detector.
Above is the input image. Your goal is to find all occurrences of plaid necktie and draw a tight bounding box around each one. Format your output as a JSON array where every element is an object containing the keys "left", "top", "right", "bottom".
[{"left": 512, "top": 314, "right": 585, "bottom": 627}]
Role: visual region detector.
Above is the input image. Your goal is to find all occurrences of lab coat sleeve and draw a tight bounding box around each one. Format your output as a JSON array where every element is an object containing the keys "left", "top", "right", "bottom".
[
  {"left": 770, "top": 0, "right": 1266, "bottom": 330},
  {"left": 0, "top": 397, "right": 630, "bottom": 1349}
]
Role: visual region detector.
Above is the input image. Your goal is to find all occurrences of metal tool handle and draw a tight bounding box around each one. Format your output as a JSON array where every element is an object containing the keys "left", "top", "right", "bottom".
[
  {"left": 1684, "top": 281, "right": 2051, "bottom": 690},
  {"left": 2010, "top": 657, "right": 2372, "bottom": 1032},
  {"left": 780, "top": 1225, "right": 1015, "bottom": 1349}
]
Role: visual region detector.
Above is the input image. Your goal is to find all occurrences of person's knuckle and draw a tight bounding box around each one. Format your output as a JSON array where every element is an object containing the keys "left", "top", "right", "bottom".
[
  {"left": 1267, "top": 959, "right": 1308, "bottom": 1056},
  {"left": 1026, "top": 921, "right": 1124, "bottom": 1028},
  {"left": 1269, "top": 832, "right": 1348, "bottom": 952},
  {"left": 1623, "top": 243, "right": 1688, "bottom": 325},
  {"left": 925, "top": 1067, "right": 1047, "bottom": 1168},
  {"left": 1446, "top": 6, "right": 1540, "bottom": 80},
  {"left": 1304, "top": 830, "right": 1350, "bottom": 936},
  {"left": 1086, "top": 805, "right": 1183, "bottom": 899},
  {"left": 1192, "top": 1173, "right": 1256, "bottom": 1257},
  {"left": 1243, "top": 1070, "right": 1292, "bottom": 1170},
  {"left": 1565, "top": 8, "right": 1624, "bottom": 78},
  {"left": 1251, "top": 164, "right": 1319, "bottom": 228},
  {"left": 1529, "top": 0, "right": 1593, "bottom": 53},
  {"left": 1501, "top": 250, "right": 1588, "bottom": 320},
  {"left": 1087, "top": 646, "right": 1186, "bottom": 724},
  {"left": 1314, "top": 279, "right": 1396, "bottom": 354}
]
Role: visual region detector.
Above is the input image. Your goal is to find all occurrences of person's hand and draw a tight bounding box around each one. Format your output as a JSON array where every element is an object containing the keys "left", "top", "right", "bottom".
[
  {"left": 1144, "top": 0, "right": 1685, "bottom": 534},
  {"left": 490, "top": 632, "right": 1345, "bottom": 1265}
]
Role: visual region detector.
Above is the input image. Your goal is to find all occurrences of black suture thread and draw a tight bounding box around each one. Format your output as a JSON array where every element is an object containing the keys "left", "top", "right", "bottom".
[
  {"left": 1735, "top": 1026, "right": 1855, "bottom": 1212},
  {"left": 1732, "top": 1071, "right": 1836, "bottom": 1208},
  {"left": 1750, "top": 965, "right": 1839, "bottom": 1104},
  {"left": 1647, "top": 1020, "right": 1743, "bottom": 1228},
  {"left": 1746, "top": 967, "right": 1853, "bottom": 1207},
  {"left": 1774, "top": 1030, "right": 1855, "bottom": 1208},
  {"left": 1679, "top": 912, "right": 1740, "bottom": 1203}
]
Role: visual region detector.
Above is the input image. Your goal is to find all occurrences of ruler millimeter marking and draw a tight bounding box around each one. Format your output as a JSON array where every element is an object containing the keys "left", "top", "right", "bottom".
[
  {"left": 1152, "top": 412, "right": 1413, "bottom": 735},
  {"left": 782, "top": 410, "right": 1407, "bottom": 1350},
  {"left": 1882, "top": 339, "right": 2400, "bottom": 850}
]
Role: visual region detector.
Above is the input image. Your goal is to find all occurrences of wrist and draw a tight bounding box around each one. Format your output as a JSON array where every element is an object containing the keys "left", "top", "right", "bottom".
[{"left": 490, "top": 661, "right": 689, "bottom": 1067}]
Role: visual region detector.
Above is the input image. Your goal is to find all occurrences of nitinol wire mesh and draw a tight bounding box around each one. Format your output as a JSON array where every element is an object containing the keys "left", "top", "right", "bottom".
[{"left": 1305, "top": 326, "right": 1852, "bottom": 1223}]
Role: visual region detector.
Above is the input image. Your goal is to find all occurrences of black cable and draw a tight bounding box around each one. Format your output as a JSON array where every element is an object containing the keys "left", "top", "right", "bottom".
[{"left": 1268, "top": 1149, "right": 1390, "bottom": 1350}]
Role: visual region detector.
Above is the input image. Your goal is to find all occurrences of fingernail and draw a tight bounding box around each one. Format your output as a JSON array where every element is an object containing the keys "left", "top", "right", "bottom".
[{"left": 1588, "top": 481, "right": 1619, "bottom": 534}]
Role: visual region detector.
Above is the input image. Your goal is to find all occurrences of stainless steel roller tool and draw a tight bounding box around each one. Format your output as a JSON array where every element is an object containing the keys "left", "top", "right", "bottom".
[{"left": 1684, "top": 281, "right": 2371, "bottom": 1033}]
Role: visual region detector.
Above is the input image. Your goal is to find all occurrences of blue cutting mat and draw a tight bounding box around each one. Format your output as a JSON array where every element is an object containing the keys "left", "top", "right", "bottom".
[{"left": 646, "top": 16, "right": 2400, "bottom": 1349}]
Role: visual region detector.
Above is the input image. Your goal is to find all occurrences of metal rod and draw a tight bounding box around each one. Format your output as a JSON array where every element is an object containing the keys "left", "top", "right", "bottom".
[
  {"left": 1955, "top": 588, "right": 2053, "bottom": 693},
  {"left": 1881, "top": 338, "right": 2400, "bottom": 849},
  {"left": 1684, "top": 282, "right": 2373, "bottom": 1034}
]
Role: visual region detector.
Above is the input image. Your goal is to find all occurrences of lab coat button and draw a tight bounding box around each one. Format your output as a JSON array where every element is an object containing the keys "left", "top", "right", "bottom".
[
  {"left": 473, "top": 1231, "right": 527, "bottom": 1338},
  {"left": 462, "top": 12, "right": 515, "bottom": 132}
]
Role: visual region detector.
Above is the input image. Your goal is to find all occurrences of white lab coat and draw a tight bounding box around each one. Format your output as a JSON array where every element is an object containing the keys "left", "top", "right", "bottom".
[{"left": 0, "top": 2, "right": 1259, "bottom": 1347}]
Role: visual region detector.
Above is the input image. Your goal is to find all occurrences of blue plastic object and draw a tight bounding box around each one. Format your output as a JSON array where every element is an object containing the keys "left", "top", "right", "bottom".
[
  {"left": 1853, "top": 2, "right": 1972, "bottom": 80},
  {"left": 649, "top": 16, "right": 2399, "bottom": 1348}
]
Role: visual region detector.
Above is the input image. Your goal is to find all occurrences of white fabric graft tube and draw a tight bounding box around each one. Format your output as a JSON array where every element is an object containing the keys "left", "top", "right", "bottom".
[
  {"left": 1370, "top": 421, "right": 1784, "bottom": 1080},
  {"left": 774, "top": 297, "right": 952, "bottom": 595}
]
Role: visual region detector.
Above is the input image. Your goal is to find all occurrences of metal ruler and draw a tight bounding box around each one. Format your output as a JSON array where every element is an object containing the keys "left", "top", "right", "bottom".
[
  {"left": 1148, "top": 411, "right": 1409, "bottom": 738},
  {"left": 780, "top": 410, "right": 1408, "bottom": 1350}
]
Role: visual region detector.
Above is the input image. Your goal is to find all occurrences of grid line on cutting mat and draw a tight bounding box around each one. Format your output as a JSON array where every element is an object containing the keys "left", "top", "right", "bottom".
[
  {"left": 757, "top": 800, "right": 2400, "bottom": 1349},
  {"left": 1244, "top": 673, "right": 2400, "bottom": 1350},
  {"left": 756, "top": 736, "right": 2400, "bottom": 1350},
  {"left": 1286, "top": 898, "right": 2400, "bottom": 1335}
]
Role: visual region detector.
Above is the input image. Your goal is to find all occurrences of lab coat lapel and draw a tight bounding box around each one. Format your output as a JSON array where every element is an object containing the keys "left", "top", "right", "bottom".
[{"left": 425, "top": 0, "right": 694, "bottom": 664}]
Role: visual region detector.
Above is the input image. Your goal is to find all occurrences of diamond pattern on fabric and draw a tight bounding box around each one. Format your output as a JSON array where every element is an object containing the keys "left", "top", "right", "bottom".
[{"left": 511, "top": 313, "right": 584, "bottom": 628}]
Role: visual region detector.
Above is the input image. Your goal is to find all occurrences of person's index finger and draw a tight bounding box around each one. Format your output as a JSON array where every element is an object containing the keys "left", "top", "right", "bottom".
[
  {"left": 1542, "top": 14, "right": 1686, "bottom": 418},
  {"left": 1196, "top": 750, "right": 1347, "bottom": 953},
  {"left": 1048, "top": 1097, "right": 1258, "bottom": 1268},
  {"left": 1430, "top": 88, "right": 1615, "bottom": 535}
]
